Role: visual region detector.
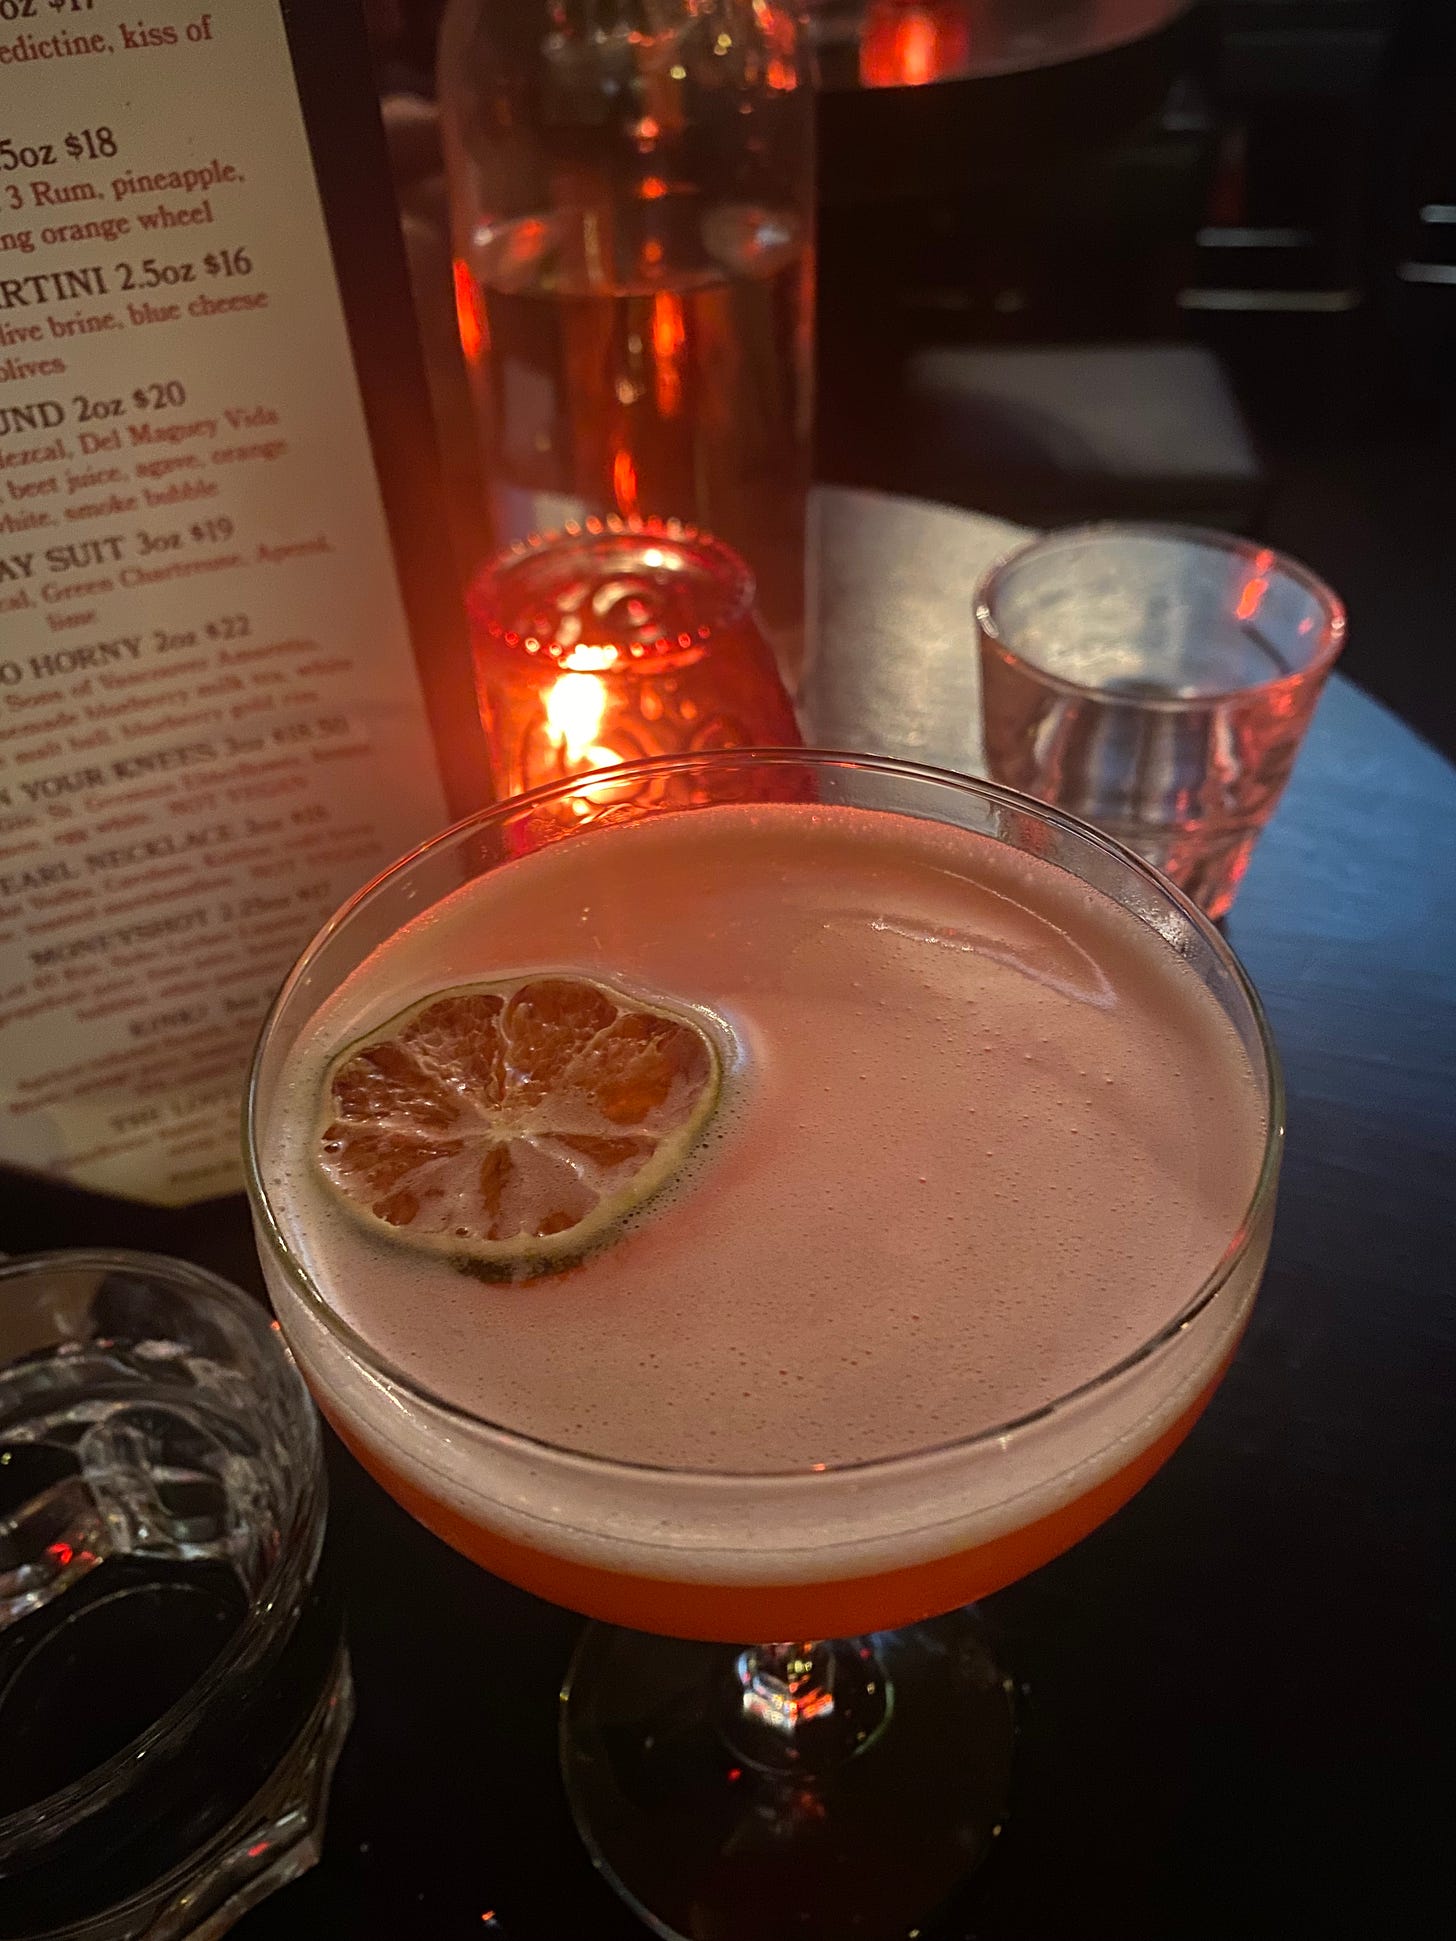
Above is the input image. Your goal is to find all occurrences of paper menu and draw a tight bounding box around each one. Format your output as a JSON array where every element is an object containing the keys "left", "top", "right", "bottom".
[{"left": 0, "top": 1, "right": 460, "bottom": 1205}]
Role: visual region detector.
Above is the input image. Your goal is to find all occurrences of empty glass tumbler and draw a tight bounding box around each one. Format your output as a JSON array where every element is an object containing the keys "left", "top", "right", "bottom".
[{"left": 976, "top": 524, "right": 1345, "bottom": 917}]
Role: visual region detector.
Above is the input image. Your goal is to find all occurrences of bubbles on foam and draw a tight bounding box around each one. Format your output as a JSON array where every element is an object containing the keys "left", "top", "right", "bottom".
[{"left": 262, "top": 801, "right": 1265, "bottom": 1476}]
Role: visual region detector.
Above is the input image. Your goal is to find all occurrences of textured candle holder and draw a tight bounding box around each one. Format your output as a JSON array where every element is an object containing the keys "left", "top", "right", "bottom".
[{"left": 469, "top": 517, "right": 802, "bottom": 802}]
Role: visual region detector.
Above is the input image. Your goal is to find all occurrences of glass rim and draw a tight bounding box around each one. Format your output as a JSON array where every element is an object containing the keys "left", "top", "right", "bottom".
[
  {"left": 469, "top": 514, "right": 757, "bottom": 662},
  {"left": 975, "top": 520, "right": 1347, "bottom": 708},
  {"left": 245, "top": 748, "right": 1285, "bottom": 1487},
  {"left": 0, "top": 1247, "right": 324, "bottom": 1852}
]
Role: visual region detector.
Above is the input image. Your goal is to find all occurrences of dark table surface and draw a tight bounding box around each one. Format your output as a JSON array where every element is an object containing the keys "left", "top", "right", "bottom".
[{"left": 7, "top": 490, "right": 1454, "bottom": 1939}]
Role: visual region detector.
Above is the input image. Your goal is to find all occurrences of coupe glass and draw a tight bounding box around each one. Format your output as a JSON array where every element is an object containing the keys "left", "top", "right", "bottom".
[{"left": 245, "top": 751, "right": 1282, "bottom": 1941}]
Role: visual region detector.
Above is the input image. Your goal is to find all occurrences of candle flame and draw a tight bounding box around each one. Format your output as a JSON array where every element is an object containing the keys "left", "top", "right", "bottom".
[{"left": 544, "top": 671, "right": 612, "bottom": 767}]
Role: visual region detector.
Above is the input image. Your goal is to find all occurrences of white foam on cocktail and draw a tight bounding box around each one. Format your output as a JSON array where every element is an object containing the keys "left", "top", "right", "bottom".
[{"left": 258, "top": 805, "right": 1269, "bottom": 1587}]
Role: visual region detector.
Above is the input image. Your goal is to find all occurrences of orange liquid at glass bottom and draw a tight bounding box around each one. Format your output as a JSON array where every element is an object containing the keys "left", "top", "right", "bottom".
[{"left": 320, "top": 1366, "right": 1224, "bottom": 1643}]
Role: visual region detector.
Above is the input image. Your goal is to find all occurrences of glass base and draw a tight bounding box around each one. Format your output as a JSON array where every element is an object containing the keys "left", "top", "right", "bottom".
[
  {"left": 19, "top": 1644, "right": 355, "bottom": 1941},
  {"left": 560, "top": 1610, "right": 1014, "bottom": 1941},
  {"left": 150, "top": 1642, "right": 354, "bottom": 1940}
]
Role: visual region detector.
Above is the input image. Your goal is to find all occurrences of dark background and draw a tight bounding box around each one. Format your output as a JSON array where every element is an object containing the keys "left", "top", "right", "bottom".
[
  {"left": 811, "top": 0, "right": 1456, "bottom": 759},
  {"left": 371, "top": 0, "right": 1456, "bottom": 757}
]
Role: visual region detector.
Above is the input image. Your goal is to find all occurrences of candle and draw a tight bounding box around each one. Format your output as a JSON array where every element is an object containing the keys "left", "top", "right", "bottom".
[{"left": 469, "top": 517, "right": 803, "bottom": 802}]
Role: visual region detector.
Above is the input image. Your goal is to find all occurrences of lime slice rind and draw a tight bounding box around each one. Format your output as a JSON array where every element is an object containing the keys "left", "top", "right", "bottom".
[{"left": 313, "top": 974, "right": 722, "bottom": 1276}]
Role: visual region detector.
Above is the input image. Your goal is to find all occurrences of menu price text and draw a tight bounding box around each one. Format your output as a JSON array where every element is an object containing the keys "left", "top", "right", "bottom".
[{"left": 0, "top": 0, "right": 450, "bottom": 1204}]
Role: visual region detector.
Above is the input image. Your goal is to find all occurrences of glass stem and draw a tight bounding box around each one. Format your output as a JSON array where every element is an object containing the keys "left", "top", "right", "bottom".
[{"left": 723, "top": 1638, "right": 892, "bottom": 1777}]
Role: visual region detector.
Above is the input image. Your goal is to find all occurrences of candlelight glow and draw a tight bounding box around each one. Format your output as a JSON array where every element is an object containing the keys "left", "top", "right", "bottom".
[
  {"left": 561, "top": 643, "right": 621, "bottom": 671},
  {"left": 472, "top": 524, "right": 800, "bottom": 800},
  {"left": 860, "top": 1, "right": 972, "bottom": 89},
  {"left": 652, "top": 291, "right": 685, "bottom": 416},
  {"left": 1235, "top": 551, "right": 1275, "bottom": 623},
  {"left": 751, "top": 3, "right": 799, "bottom": 91},
  {"left": 452, "top": 258, "right": 486, "bottom": 363},
  {"left": 613, "top": 446, "right": 640, "bottom": 517},
  {"left": 1234, "top": 576, "right": 1269, "bottom": 623},
  {"left": 544, "top": 672, "right": 615, "bottom": 768}
]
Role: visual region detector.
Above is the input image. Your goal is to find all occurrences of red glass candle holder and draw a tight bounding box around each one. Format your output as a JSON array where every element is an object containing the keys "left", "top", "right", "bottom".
[{"left": 468, "top": 517, "right": 803, "bottom": 802}]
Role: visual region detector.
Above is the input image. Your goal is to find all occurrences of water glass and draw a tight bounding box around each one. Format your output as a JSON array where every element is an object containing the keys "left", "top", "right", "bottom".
[
  {"left": 976, "top": 524, "right": 1345, "bottom": 917},
  {"left": 439, "top": 0, "right": 815, "bottom": 680},
  {"left": 0, "top": 1251, "right": 350, "bottom": 1941}
]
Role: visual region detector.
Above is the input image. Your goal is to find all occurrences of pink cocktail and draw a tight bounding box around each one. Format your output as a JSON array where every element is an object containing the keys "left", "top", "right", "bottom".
[{"left": 247, "top": 752, "right": 1280, "bottom": 1940}]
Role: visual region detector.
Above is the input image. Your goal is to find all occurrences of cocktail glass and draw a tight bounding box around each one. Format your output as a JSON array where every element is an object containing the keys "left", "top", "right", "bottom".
[{"left": 245, "top": 750, "right": 1282, "bottom": 1941}]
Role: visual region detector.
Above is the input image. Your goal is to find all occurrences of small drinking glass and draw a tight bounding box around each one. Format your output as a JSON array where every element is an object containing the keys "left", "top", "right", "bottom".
[
  {"left": 975, "top": 524, "right": 1346, "bottom": 917},
  {"left": 0, "top": 1251, "right": 351, "bottom": 1941}
]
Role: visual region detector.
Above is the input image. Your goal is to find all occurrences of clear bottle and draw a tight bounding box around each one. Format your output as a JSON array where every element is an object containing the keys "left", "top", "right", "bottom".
[{"left": 438, "top": 0, "right": 816, "bottom": 684}]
